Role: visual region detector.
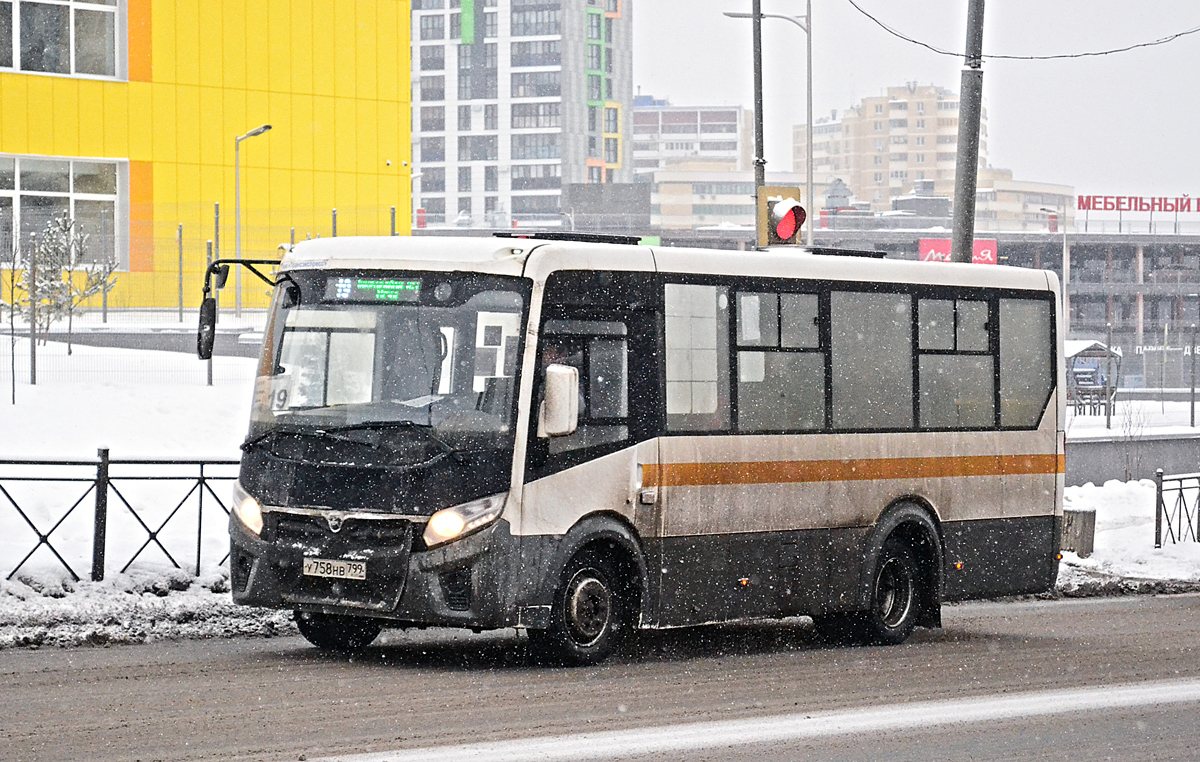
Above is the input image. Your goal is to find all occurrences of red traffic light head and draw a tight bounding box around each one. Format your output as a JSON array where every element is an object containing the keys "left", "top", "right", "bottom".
[{"left": 770, "top": 198, "right": 805, "bottom": 243}]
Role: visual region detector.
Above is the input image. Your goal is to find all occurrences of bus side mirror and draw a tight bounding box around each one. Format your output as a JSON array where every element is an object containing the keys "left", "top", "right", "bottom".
[
  {"left": 197, "top": 297, "right": 217, "bottom": 360},
  {"left": 215, "top": 265, "right": 231, "bottom": 289},
  {"left": 540, "top": 364, "right": 579, "bottom": 437}
]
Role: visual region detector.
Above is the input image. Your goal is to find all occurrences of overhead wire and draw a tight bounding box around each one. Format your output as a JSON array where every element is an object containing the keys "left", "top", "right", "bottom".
[{"left": 844, "top": 0, "right": 1200, "bottom": 60}]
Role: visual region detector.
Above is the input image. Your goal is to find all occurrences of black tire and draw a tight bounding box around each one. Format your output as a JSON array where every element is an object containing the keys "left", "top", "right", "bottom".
[
  {"left": 528, "top": 549, "right": 631, "bottom": 666},
  {"left": 295, "top": 611, "right": 383, "bottom": 652},
  {"left": 814, "top": 537, "right": 921, "bottom": 647}
]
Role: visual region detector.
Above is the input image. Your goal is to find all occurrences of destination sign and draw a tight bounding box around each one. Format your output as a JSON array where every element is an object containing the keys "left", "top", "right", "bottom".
[{"left": 324, "top": 277, "right": 422, "bottom": 302}]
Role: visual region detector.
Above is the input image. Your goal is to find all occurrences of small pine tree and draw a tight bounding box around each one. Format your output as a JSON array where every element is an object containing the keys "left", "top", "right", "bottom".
[{"left": 15, "top": 214, "right": 118, "bottom": 354}]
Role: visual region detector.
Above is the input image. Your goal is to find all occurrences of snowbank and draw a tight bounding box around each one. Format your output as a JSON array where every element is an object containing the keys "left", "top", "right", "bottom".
[
  {"left": 1060, "top": 479, "right": 1200, "bottom": 596},
  {"left": 0, "top": 570, "right": 294, "bottom": 649}
]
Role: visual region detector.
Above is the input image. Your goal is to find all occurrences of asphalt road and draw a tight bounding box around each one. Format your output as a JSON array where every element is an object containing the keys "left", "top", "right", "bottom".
[{"left": 3, "top": 594, "right": 1199, "bottom": 762}]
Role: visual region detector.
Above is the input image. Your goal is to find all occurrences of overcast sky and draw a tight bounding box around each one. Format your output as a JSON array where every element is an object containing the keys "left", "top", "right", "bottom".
[{"left": 633, "top": 0, "right": 1200, "bottom": 197}]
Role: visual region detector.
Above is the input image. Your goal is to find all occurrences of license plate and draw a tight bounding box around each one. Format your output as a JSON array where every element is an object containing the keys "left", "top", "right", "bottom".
[{"left": 302, "top": 558, "right": 366, "bottom": 580}]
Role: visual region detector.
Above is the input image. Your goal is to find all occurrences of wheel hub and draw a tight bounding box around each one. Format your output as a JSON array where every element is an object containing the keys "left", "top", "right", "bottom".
[
  {"left": 876, "top": 557, "right": 915, "bottom": 629},
  {"left": 566, "top": 570, "right": 611, "bottom": 646}
]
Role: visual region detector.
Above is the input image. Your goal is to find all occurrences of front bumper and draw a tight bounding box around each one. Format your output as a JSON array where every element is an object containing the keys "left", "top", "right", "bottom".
[{"left": 229, "top": 509, "right": 521, "bottom": 629}]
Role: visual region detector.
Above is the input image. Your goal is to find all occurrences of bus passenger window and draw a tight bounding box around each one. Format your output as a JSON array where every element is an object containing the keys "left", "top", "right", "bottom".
[
  {"left": 957, "top": 300, "right": 990, "bottom": 351},
  {"left": 917, "top": 298, "right": 994, "bottom": 429},
  {"left": 919, "top": 355, "right": 994, "bottom": 428},
  {"left": 735, "top": 290, "right": 825, "bottom": 432},
  {"left": 737, "top": 293, "right": 779, "bottom": 346},
  {"left": 831, "top": 291, "right": 913, "bottom": 430},
  {"left": 780, "top": 293, "right": 820, "bottom": 348},
  {"left": 665, "top": 284, "right": 730, "bottom": 431},
  {"left": 738, "top": 351, "right": 825, "bottom": 431},
  {"left": 1000, "top": 299, "right": 1053, "bottom": 427}
]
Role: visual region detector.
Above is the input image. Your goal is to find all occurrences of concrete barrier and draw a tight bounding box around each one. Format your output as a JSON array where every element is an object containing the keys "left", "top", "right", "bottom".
[{"left": 1066, "top": 433, "right": 1200, "bottom": 486}]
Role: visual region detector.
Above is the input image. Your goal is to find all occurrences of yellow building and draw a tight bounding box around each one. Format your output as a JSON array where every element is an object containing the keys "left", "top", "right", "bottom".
[{"left": 1, "top": 0, "right": 411, "bottom": 309}]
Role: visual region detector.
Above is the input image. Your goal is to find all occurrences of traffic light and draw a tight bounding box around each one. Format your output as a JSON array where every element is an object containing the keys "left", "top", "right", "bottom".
[{"left": 756, "top": 186, "right": 806, "bottom": 247}]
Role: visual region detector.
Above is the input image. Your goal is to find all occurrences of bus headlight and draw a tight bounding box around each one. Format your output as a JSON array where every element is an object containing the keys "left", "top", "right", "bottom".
[
  {"left": 423, "top": 494, "right": 506, "bottom": 549},
  {"left": 232, "top": 480, "right": 264, "bottom": 536}
]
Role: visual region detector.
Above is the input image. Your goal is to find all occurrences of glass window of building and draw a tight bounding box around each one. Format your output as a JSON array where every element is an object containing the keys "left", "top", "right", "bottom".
[
  {"left": 420, "top": 106, "right": 445, "bottom": 132},
  {"left": 484, "top": 165, "right": 498, "bottom": 192},
  {"left": 458, "top": 166, "right": 471, "bottom": 192},
  {"left": 419, "top": 45, "right": 444, "bottom": 70},
  {"left": 419, "top": 14, "right": 445, "bottom": 40},
  {"left": 604, "top": 137, "right": 618, "bottom": 163},
  {"left": 484, "top": 104, "right": 498, "bottom": 130},
  {"left": 604, "top": 107, "right": 618, "bottom": 134},
  {"left": 587, "top": 12, "right": 602, "bottom": 39},
  {"left": 2, "top": 0, "right": 120, "bottom": 77},
  {"left": 511, "top": 9, "right": 558, "bottom": 36},
  {"left": 0, "top": 154, "right": 121, "bottom": 268},
  {"left": 421, "top": 166, "right": 446, "bottom": 192},
  {"left": 419, "top": 75, "right": 445, "bottom": 101}
]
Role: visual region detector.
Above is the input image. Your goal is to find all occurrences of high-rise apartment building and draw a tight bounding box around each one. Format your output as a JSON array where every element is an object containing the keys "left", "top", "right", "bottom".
[
  {"left": 631, "top": 96, "right": 754, "bottom": 175},
  {"left": 793, "top": 82, "right": 987, "bottom": 212},
  {"left": 411, "top": 0, "right": 633, "bottom": 227}
]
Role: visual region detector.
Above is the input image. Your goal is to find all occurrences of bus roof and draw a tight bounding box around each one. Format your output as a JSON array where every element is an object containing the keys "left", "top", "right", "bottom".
[{"left": 279, "top": 236, "right": 1057, "bottom": 293}]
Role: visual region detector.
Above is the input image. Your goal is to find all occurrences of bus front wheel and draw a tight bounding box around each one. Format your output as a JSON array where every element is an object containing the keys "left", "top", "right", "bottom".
[
  {"left": 295, "top": 611, "right": 382, "bottom": 652},
  {"left": 528, "top": 549, "right": 630, "bottom": 666},
  {"left": 816, "top": 536, "right": 921, "bottom": 646}
]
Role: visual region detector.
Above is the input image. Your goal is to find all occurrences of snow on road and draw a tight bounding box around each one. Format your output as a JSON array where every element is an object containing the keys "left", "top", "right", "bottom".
[{"left": 1, "top": 338, "right": 1199, "bottom": 649}]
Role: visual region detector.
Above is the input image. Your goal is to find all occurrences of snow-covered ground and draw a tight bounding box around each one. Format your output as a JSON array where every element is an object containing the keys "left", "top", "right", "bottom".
[{"left": 1, "top": 336, "right": 1199, "bottom": 649}]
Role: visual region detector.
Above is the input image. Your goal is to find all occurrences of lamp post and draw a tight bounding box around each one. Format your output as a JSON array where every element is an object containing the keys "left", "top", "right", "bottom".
[
  {"left": 1042, "top": 205, "right": 1069, "bottom": 336},
  {"left": 234, "top": 124, "right": 272, "bottom": 317},
  {"left": 725, "top": 2, "right": 814, "bottom": 246}
]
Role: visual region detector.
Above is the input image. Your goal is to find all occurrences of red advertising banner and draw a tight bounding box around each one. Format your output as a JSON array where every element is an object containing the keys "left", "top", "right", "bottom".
[{"left": 918, "top": 239, "right": 998, "bottom": 265}]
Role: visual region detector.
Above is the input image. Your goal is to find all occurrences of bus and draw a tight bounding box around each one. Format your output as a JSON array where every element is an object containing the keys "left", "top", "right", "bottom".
[{"left": 199, "top": 233, "right": 1064, "bottom": 665}]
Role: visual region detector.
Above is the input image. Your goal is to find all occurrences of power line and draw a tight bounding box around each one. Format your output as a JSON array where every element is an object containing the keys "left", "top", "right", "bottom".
[{"left": 845, "top": 0, "right": 1200, "bottom": 60}]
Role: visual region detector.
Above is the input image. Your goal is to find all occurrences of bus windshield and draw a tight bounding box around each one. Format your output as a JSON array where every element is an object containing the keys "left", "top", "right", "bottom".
[{"left": 247, "top": 270, "right": 528, "bottom": 468}]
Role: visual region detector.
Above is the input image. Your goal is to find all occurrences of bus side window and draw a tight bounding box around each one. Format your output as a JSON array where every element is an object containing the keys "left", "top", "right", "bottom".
[
  {"left": 735, "top": 291, "right": 825, "bottom": 432},
  {"left": 830, "top": 291, "right": 914, "bottom": 431},
  {"left": 1000, "top": 298, "right": 1054, "bottom": 427},
  {"left": 917, "top": 298, "right": 994, "bottom": 429},
  {"left": 665, "top": 283, "right": 730, "bottom": 431}
]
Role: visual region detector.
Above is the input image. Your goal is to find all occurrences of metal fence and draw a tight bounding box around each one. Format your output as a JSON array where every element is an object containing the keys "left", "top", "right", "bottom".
[
  {"left": 0, "top": 449, "right": 239, "bottom": 582},
  {"left": 1154, "top": 468, "right": 1200, "bottom": 547}
]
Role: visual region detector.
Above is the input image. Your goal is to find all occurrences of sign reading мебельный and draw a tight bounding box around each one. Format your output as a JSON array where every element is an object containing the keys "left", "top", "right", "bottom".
[
  {"left": 1078, "top": 195, "right": 1197, "bottom": 212},
  {"left": 918, "top": 239, "right": 998, "bottom": 265}
]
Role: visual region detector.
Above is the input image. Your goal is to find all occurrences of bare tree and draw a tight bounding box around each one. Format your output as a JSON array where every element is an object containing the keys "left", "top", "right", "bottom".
[{"left": 14, "top": 214, "right": 118, "bottom": 354}]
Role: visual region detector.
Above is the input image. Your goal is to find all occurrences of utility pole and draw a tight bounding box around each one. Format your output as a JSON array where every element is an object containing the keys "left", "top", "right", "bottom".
[
  {"left": 751, "top": 0, "right": 766, "bottom": 191},
  {"left": 804, "top": 0, "right": 813, "bottom": 246},
  {"left": 950, "top": 0, "right": 985, "bottom": 264}
]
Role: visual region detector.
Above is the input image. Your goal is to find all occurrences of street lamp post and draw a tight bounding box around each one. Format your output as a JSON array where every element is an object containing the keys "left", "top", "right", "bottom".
[
  {"left": 725, "top": 3, "right": 814, "bottom": 246},
  {"left": 1042, "top": 205, "right": 1069, "bottom": 336},
  {"left": 234, "top": 124, "right": 272, "bottom": 317}
]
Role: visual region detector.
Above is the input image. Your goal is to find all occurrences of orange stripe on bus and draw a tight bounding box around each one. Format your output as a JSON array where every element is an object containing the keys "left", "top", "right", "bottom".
[{"left": 643, "top": 453, "right": 1064, "bottom": 488}]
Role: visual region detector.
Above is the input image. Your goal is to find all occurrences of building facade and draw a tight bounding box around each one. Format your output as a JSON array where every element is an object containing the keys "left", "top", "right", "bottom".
[
  {"left": 411, "top": 0, "right": 633, "bottom": 227},
  {"left": 631, "top": 96, "right": 753, "bottom": 175},
  {"left": 1, "top": 0, "right": 410, "bottom": 309},
  {"left": 649, "top": 169, "right": 804, "bottom": 231},
  {"left": 793, "top": 82, "right": 984, "bottom": 213}
]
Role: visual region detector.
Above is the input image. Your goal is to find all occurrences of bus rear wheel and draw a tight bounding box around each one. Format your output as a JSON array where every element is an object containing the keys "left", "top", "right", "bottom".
[
  {"left": 816, "top": 536, "right": 921, "bottom": 646},
  {"left": 295, "top": 611, "right": 382, "bottom": 652},
  {"left": 529, "top": 549, "right": 630, "bottom": 666}
]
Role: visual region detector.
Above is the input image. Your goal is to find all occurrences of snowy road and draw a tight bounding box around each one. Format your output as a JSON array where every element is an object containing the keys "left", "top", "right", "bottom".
[{"left": 3, "top": 594, "right": 1199, "bottom": 762}]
